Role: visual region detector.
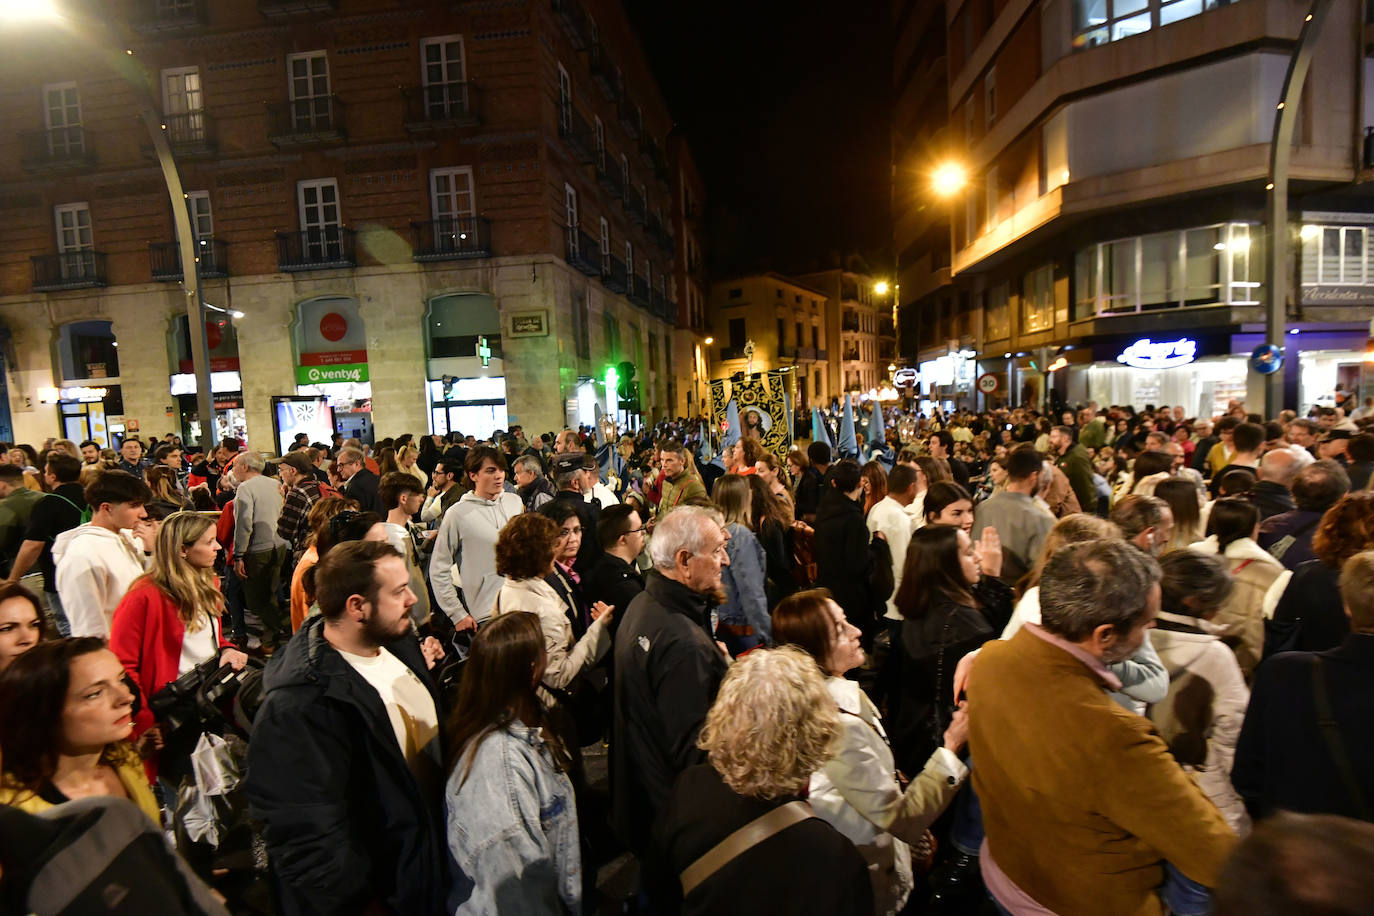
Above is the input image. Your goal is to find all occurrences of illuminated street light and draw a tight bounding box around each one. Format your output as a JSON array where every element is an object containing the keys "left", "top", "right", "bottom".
[
  {"left": 703, "top": 336, "right": 714, "bottom": 345},
  {"left": 932, "top": 163, "right": 968, "bottom": 197},
  {"left": 0, "top": 0, "right": 60, "bottom": 24},
  {"left": 873, "top": 280, "right": 889, "bottom": 296}
]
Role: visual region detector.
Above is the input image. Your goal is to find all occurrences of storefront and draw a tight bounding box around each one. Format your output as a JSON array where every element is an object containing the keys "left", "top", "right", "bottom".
[
  {"left": 1072, "top": 333, "right": 1248, "bottom": 417},
  {"left": 294, "top": 296, "right": 373, "bottom": 444},
  {"left": 426, "top": 293, "right": 505, "bottom": 439},
  {"left": 169, "top": 315, "right": 246, "bottom": 445},
  {"left": 917, "top": 350, "right": 978, "bottom": 411},
  {"left": 49, "top": 321, "right": 123, "bottom": 446}
]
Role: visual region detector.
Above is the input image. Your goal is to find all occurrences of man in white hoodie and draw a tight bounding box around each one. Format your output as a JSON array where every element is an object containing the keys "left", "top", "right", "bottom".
[
  {"left": 54, "top": 470, "right": 154, "bottom": 638},
  {"left": 429, "top": 445, "right": 522, "bottom": 630}
]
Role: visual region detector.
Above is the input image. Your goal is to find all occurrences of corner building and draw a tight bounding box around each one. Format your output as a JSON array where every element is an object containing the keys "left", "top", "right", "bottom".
[
  {"left": 893, "top": 0, "right": 1374, "bottom": 414},
  {"left": 0, "top": 0, "right": 702, "bottom": 449}
]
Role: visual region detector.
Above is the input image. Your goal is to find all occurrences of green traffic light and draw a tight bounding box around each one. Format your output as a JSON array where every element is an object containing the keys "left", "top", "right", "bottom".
[{"left": 605, "top": 366, "right": 619, "bottom": 390}]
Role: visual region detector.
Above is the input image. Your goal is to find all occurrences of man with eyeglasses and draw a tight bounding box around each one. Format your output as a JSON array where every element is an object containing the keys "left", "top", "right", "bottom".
[
  {"left": 420, "top": 459, "right": 461, "bottom": 524},
  {"left": 540, "top": 451, "right": 601, "bottom": 575},
  {"left": 583, "top": 503, "right": 648, "bottom": 622},
  {"left": 336, "top": 446, "right": 380, "bottom": 514}
]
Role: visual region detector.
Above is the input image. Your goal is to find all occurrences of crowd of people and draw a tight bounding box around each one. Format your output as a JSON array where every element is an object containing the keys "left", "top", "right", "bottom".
[{"left": 0, "top": 394, "right": 1371, "bottom": 915}]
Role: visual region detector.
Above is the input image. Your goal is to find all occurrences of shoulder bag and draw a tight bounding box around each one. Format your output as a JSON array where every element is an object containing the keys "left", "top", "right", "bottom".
[{"left": 679, "top": 800, "right": 814, "bottom": 897}]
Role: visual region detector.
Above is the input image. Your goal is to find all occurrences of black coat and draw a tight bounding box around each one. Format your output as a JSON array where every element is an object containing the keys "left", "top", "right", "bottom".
[
  {"left": 1267, "top": 559, "right": 1351, "bottom": 655},
  {"left": 342, "top": 467, "right": 381, "bottom": 515},
  {"left": 1233, "top": 634, "right": 1374, "bottom": 821},
  {"left": 1258, "top": 507, "right": 1326, "bottom": 569},
  {"left": 245, "top": 617, "right": 446, "bottom": 916},
  {"left": 612, "top": 571, "right": 728, "bottom": 853},
  {"left": 582, "top": 551, "right": 646, "bottom": 629},
  {"left": 540, "top": 490, "right": 600, "bottom": 575},
  {"left": 654, "top": 764, "right": 873, "bottom": 916},
  {"left": 813, "top": 488, "right": 890, "bottom": 637},
  {"left": 1249, "top": 480, "right": 1295, "bottom": 522},
  {"left": 793, "top": 467, "right": 823, "bottom": 522}
]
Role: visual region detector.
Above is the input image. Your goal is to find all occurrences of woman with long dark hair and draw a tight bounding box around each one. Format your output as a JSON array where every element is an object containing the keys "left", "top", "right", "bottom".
[
  {"left": 747, "top": 474, "right": 796, "bottom": 604},
  {"left": 1155, "top": 477, "right": 1203, "bottom": 551},
  {"left": 443, "top": 612, "right": 579, "bottom": 914},
  {"left": 888, "top": 524, "right": 1010, "bottom": 775},
  {"left": 713, "top": 474, "right": 769, "bottom": 654},
  {"left": 0, "top": 637, "right": 158, "bottom": 821},
  {"left": 0, "top": 581, "right": 48, "bottom": 673},
  {"left": 921, "top": 481, "right": 975, "bottom": 533},
  {"left": 1190, "top": 497, "right": 1283, "bottom": 679}
]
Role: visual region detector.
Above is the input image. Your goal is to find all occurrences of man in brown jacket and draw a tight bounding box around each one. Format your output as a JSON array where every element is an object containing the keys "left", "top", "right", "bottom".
[{"left": 969, "top": 539, "right": 1236, "bottom": 915}]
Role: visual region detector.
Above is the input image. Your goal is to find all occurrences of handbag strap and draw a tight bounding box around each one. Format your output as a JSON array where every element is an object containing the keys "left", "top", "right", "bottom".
[
  {"left": 679, "top": 800, "right": 814, "bottom": 898},
  {"left": 1311, "top": 655, "right": 1371, "bottom": 820}
]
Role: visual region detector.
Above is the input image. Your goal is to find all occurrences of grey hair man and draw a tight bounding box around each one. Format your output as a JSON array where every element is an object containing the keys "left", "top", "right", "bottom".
[
  {"left": 1250, "top": 448, "right": 1300, "bottom": 521},
  {"left": 232, "top": 450, "right": 290, "bottom": 647},
  {"left": 969, "top": 539, "right": 1236, "bottom": 913},
  {"left": 611, "top": 505, "right": 731, "bottom": 856}
]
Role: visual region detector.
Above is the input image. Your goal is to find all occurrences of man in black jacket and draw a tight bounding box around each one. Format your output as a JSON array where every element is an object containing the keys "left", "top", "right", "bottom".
[
  {"left": 1258, "top": 460, "right": 1350, "bottom": 569},
  {"left": 1233, "top": 551, "right": 1374, "bottom": 821},
  {"left": 927, "top": 430, "right": 970, "bottom": 490},
  {"left": 1249, "top": 448, "right": 1299, "bottom": 522},
  {"left": 247, "top": 541, "right": 447, "bottom": 916},
  {"left": 540, "top": 451, "right": 601, "bottom": 574},
  {"left": 813, "top": 459, "right": 889, "bottom": 649},
  {"left": 583, "top": 503, "right": 647, "bottom": 620},
  {"left": 612, "top": 506, "right": 730, "bottom": 857},
  {"left": 336, "top": 445, "right": 380, "bottom": 514}
]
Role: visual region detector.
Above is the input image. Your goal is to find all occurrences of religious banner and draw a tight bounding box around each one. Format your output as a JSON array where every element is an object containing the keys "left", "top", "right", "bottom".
[{"left": 709, "top": 369, "right": 794, "bottom": 459}]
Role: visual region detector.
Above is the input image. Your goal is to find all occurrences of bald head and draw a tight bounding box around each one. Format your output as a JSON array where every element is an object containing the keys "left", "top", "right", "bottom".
[{"left": 1258, "top": 448, "right": 1299, "bottom": 487}]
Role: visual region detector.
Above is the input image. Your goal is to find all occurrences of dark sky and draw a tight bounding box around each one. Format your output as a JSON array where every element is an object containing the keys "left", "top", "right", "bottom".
[{"left": 625, "top": 0, "right": 893, "bottom": 277}]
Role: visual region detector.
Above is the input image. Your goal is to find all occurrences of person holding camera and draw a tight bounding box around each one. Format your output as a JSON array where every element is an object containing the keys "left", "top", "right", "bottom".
[{"left": 109, "top": 511, "right": 248, "bottom": 778}]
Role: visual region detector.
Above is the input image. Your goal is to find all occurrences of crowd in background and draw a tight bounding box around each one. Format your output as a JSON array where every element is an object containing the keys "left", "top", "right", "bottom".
[{"left": 0, "top": 393, "right": 1371, "bottom": 915}]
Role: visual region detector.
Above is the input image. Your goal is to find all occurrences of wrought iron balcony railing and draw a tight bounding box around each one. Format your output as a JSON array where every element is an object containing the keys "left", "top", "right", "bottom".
[
  {"left": 33, "top": 251, "right": 106, "bottom": 291},
  {"left": 276, "top": 228, "right": 356, "bottom": 271},
  {"left": 150, "top": 238, "right": 228, "bottom": 281},
  {"left": 411, "top": 217, "right": 492, "bottom": 261},
  {"left": 401, "top": 84, "right": 482, "bottom": 130},
  {"left": 266, "top": 96, "right": 345, "bottom": 146}
]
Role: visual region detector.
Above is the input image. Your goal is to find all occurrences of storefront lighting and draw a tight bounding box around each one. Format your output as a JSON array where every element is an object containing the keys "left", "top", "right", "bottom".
[
  {"left": 1117, "top": 337, "right": 1198, "bottom": 370},
  {"left": 1300, "top": 225, "right": 1320, "bottom": 241},
  {"left": 37, "top": 386, "right": 60, "bottom": 405},
  {"left": 1213, "top": 242, "right": 1226, "bottom": 251},
  {"left": 703, "top": 336, "right": 714, "bottom": 345},
  {"left": 1047, "top": 357, "right": 1069, "bottom": 372},
  {"left": 1003, "top": 352, "right": 1012, "bottom": 359},
  {"left": 1289, "top": 328, "right": 1300, "bottom": 335}
]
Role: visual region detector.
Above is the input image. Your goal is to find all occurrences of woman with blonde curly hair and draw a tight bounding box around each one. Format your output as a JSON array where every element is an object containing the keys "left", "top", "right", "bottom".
[
  {"left": 1267, "top": 490, "right": 1374, "bottom": 654},
  {"left": 656, "top": 646, "right": 874, "bottom": 916}
]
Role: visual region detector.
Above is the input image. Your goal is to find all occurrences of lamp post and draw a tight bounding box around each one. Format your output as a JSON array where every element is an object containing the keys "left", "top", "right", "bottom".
[{"left": 6, "top": 2, "right": 217, "bottom": 453}]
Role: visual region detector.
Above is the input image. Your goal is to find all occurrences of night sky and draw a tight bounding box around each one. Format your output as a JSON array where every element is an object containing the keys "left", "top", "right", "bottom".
[{"left": 626, "top": 0, "right": 893, "bottom": 277}]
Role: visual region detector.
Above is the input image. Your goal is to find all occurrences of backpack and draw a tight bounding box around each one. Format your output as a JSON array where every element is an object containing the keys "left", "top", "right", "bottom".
[{"left": 0, "top": 797, "right": 229, "bottom": 915}]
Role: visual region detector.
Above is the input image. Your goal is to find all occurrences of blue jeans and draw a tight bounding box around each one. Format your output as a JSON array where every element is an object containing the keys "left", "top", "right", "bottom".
[
  {"left": 1161, "top": 862, "right": 1212, "bottom": 916},
  {"left": 222, "top": 569, "right": 246, "bottom": 644},
  {"left": 43, "top": 590, "right": 71, "bottom": 637},
  {"left": 950, "top": 756, "right": 985, "bottom": 857}
]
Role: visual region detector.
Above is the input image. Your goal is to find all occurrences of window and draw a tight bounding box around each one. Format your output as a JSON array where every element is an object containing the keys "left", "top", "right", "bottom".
[
  {"left": 811, "top": 325, "right": 819, "bottom": 349},
  {"left": 625, "top": 241, "right": 634, "bottom": 281},
  {"left": 574, "top": 293, "right": 590, "bottom": 359},
  {"left": 297, "top": 179, "right": 342, "bottom": 260},
  {"left": 54, "top": 202, "right": 94, "bottom": 281},
  {"left": 420, "top": 35, "right": 468, "bottom": 119},
  {"left": 431, "top": 166, "right": 475, "bottom": 223},
  {"left": 184, "top": 191, "right": 212, "bottom": 244},
  {"left": 1074, "top": 222, "right": 1258, "bottom": 318},
  {"left": 648, "top": 332, "right": 658, "bottom": 370},
  {"left": 728, "top": 317, "right": 746, "bottom": 348},
  {"left": 1315, "top": 226, "right": 1367, "bottom": 285},
  {"left": 986, "top": 166, "right": 999, "bottom": 229},
  {"left": 776, "top": 288, "right": 783, "bottom": 298},
  {"left": 777, "top": 317, "right": 785, "bottom": 344},
  {"left": 161, "top": 67, "right": 204, "bottom": 144},
  {"left": 594, "top": 116, "right": 605, "bottom": 170},
  {"left": 557, "top": 63, "right": 572, "bottom": 133},
  {"left": 984, "top": 68, "right": 997, "bottom": 127},
  {"left": 621, "top": 154, "right": 630, "bottom": 192},
  {"left": 43, "top": 82, "right": 83, "bottom": 156},
  {"left": 794, "top": 294, "right": 802, "bottom": 304},
  {"left": 964, "top": 100, "right": 975, "bottom": 144},
  {"left": 599, "top": 218, "right": 610, "bottom": 270},
  {"left": 1021, "top": 265, "right": 1054, "bottom": 333},
  {"left": 1071, "top": 0, "right": 1219, "bottom": 50},
  {"left": 795, "top": 320, "right": 803, "bottom": 344},
  {"left": 287, "top": 52, "right": 331, "bottom": 131}
]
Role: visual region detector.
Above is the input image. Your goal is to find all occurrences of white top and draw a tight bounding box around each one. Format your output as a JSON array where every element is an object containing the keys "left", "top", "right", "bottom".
[
  {"left": 178, "top": 614, "right": 219, "bottom": 675},
  {"left": 867, "top": 495, "right": 915, "bottom": 621},
  {"left": 338, "top": 646, "right": 439, "bottom": 774}
]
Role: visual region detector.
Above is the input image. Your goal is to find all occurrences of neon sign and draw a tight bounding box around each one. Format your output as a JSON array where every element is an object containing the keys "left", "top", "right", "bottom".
[{"left": 1116, "top": 337, "right": 1198, "bottom": 370}]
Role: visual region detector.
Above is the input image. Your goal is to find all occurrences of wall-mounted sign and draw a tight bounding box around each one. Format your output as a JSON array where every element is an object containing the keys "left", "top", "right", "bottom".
[
  {"left": 977, "top": 373, "right": 999, "bottom": 393},
  {"left": 508, "top": 310, "right": 549, "bottom": 338},
  {"left": 892, "top": 367, "right": 918, "bottom": 387},
  {"left": 1116, "top": 337, "right": 1198, "bottom": 370},
  {"left": 38, "top": 386, "right": 109, "bottom": 404},
  {"left": 295, "top": 363, "right": 370, "bottom": 385}
]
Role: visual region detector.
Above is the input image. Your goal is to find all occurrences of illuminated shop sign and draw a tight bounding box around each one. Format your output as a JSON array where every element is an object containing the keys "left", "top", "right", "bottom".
[{"left": 1116, "top": 337, "right": 1198, "bottom": 370}]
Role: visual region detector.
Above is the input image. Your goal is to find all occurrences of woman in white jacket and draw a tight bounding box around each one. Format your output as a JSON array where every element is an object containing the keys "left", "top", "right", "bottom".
[
  {"left": 774, "top": 589, "right": 968, "bottom": 916},
  {"left": 491, "top": 513, "right": 611, "bottom": 746},
  {"left": 1188, "top": 498, "right": 1285, "bottom": 680},
  {"left": 1147, "top": 550, "right": 1251, "bottom": 834}
]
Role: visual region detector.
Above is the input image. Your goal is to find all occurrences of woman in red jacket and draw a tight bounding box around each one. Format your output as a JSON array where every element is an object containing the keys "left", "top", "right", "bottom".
[{"left": 110, "top": 511, "right": 247, "bottom": 776}]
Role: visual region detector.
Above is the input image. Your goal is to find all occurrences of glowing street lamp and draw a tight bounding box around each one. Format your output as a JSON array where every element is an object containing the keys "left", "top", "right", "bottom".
[
  {"left": 873, "top": 280, "right": 889, "bottom": 296},
  {"left": 0, "top": 0, "right": 60, "bottom": 24},
  {"left": 932, "top": 162, "right": 969, "bottom": 197}
]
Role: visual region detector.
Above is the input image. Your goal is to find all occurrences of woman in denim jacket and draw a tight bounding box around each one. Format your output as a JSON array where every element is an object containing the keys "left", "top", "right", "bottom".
[{"left": 444, "top": 612, "right": 581, "bottom": 915}]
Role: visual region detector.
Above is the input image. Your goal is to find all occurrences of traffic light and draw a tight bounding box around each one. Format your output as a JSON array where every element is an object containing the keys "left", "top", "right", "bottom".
[{"left": 604, "top": 364, "right": 619, "bottom": 393}]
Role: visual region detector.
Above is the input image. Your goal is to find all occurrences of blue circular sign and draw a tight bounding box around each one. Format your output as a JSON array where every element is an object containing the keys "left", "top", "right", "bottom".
[{"left": 1249, "top": 344, "right": 1284, "bottom": 375}]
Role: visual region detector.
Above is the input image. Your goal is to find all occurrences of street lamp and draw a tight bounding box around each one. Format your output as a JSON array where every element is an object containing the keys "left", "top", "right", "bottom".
[
  {"left": 703, "top": 336, "right": 714, "bottom": 345},
  {"left": 5, "top": 2, "right": 217, "bottom": 453},
  {"left": 873, "top": 280, "right": 889, "bottom": 296},
  {"left": 932, "top": 163, "right": 968, "bottom": 197}
]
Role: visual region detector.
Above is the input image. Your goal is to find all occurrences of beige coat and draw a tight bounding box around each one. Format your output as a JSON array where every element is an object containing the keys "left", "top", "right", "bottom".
[
  {"left": 1188, "top": 536, "right": 1285, "bottom": 680},
  {"left": 494, "top": 576, "right": 610, "bottom": 700},
  {"left": 809, "top": 677, "right": 965, "bottom": 916},
  {"left": 1147, "top": 614, "right": 1251, "bottom": 834}
]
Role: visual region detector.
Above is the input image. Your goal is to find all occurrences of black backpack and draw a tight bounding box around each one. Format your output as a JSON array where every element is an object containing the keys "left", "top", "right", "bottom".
[{"left": 0, "top": 797, "right": 229, "bottom": 915}]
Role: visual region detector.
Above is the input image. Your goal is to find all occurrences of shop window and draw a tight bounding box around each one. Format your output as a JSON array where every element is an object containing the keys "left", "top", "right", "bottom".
[
  {"left": 1316, "top": 226, "right": 1367, "bottom": 285},
  {"left": 1021, "top": 265, "right": 1055, "bottom": 334},
  {"left": 58, "top": 320, "right": 118, "bottom": 381},
  {"left": 427, "top": 293, "right": 500, "bottom": 360}
]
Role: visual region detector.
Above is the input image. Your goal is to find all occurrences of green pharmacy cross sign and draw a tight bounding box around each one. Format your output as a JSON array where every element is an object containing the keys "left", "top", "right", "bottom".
[{"left": 477, "top": 336, "right": 491, "bottom": 367}]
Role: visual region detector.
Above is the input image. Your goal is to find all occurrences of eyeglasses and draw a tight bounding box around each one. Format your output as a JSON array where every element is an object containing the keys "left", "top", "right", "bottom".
[
  {"left": 557, "top": 526, "right": 583, "bottom": 539},
  {"left": 624, "top": 526, "right": 646, "bottom": 536}
]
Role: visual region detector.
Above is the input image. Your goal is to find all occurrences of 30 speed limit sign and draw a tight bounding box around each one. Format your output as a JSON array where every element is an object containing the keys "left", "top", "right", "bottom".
[{"left": 977, "top": 373, "right": 999, "bottom": 393}]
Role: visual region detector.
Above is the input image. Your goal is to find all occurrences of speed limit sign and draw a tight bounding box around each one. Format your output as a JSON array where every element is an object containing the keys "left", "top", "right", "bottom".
[{"left": 977, "top": 373, "right": 999, "bottom": 393}]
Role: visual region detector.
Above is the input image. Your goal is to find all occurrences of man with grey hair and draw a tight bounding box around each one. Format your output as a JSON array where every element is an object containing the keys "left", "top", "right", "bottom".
[
  {"left": 612, "top": 505, "right": 731, "bottom": 857},
  {"left": 1259, "top": 459, "right": 1351, "bottom": 568},
  {"left": 232, "top": 451, "right": 290, "bottom": 648},
  {"left": 1249, "top": 447, "right": 1299, "bottom": 521},
  {"left": 335, "top": 445, "right": 380, "bottom": 514},
  {"left": 969, "top": 539, "right": 1236, "bottom": 915},
  {"left": 511, "top": 453, "right": 554, "bottom": 511}
]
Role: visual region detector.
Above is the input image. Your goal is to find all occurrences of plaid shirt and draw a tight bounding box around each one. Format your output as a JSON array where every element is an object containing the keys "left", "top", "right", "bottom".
[{"left": 277, "top": 479, "right": 322, "bottom": 554}]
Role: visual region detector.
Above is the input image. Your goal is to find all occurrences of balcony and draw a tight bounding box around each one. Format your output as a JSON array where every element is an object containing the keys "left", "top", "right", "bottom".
[
  {"left": 558, "top": 106, "right": 596, "bottom": 164},
  {"left": 130, "top": 0, "right": 207, "bottom": 33},
  {"left": 551, "top": 0, "right": 591, "bottom": 50},
  {"left": 411, "top": 217, "right": 492, "bottom": 261},
  {"left": 639, "top": 133, "right": 659, "bottom": 169},
  {"left": 32, "top": 251, "right": 106, "bottom": 291},
  {"left": 276, "top": 228, "right": 355, "bottom": 271},
  {"left": 843, "top": 349, "right": 861, "bottom": 362},
  {"left": 652, "top": 288, "right": 672, "bottom": 322},
  {"left": 149, "top": 239, "right": 229, "bottom": 281},
  {"left": 266, "top": 97, "right": 345, "bottom": 147},
  {"left": 628, "top": 274, "right": 651, "bottom": 309},
  {"left": 139, "top": 111, "right": 217, "bottom": 160},
  {"left": 720, "top": 345, "right": 746, "bottom": 361},
  {"left": 588, "top": 42, "right": 618, "bottom": 101},
  {"left": 564, "top": 226, "right": 601, "bottom": 276},
  {"left": 779, "top": 344, "right": 822, "bottom": 361},
  {"left": 601, "top": 255, "right": 629, "bottom": 293},
  {"left": 618, "top": 98, "right": 640, "bottom": 139},
  {"left": 401, "top": 84, "right": 481, "bottom": 131},
  {"left": 624, "top": 185, "right": 647, "bottom": 225},
  {"left": 258, "top": 0, "right": 335, "bottom": 16},
  {"left": 842, "top": 316, "right": 860, "bottom": 331},
  {"left": 878, "top": 318, "right": 895, "bottom": 337},
  {"left": 596, "top": 160, "right": 624, "bottom": 199},
  {"left": 20, "top": 128, "right": 95, "bottom": 173}
]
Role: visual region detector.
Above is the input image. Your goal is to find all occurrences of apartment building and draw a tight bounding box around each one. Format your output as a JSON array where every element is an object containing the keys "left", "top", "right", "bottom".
[
  {"left": 0, "top": 0, "right": 699, "bottom": 449},
  {"left": 894, "top": 0, "right": 1374, "bottom": 414},
  {"left": 706, "top": 273, "right": 831, "bottom": 409},
  {"left": 791, "top": 267, "right": 897, "bottom": 396}
]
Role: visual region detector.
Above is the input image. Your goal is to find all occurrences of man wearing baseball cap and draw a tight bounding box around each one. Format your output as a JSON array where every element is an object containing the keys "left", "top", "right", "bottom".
[{"left": 541, "top": 451, "right": 601, "bottom": 574}]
